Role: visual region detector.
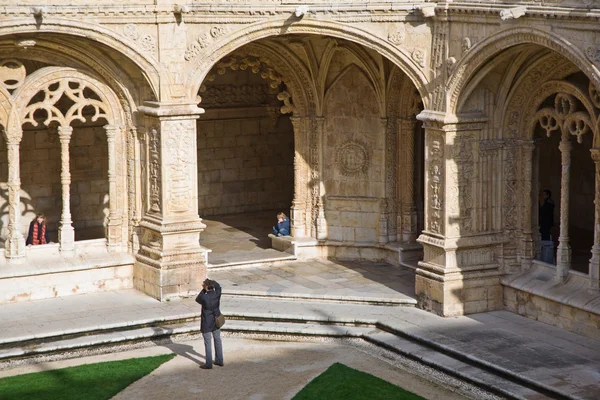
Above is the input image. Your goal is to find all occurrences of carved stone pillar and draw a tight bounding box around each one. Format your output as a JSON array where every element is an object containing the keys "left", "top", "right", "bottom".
[
  {"left": 401, "top": 118, "right": 418, "bottom": 242},
  {"left": 556, "top": 137, "right": 572, "bottom": 282},
  {"left": 58, "top": 125, "right": 75, "bottom": 252},
  {"left": 104, "top": 125, "right": 123, "bottom": 250},
  {"left": 415, "top": 111, "right": 502, "bottom": 317},
  {"left": 521, "top": 140, "right": 536, "bottom": 271},
  {"left": 290, "top": 116, "right": 309, "bottom": 237},
  {"left": 3, "top": 127, "right": 25, "bottom": 258},
  {"left": 589, "top": 149, "right": 600, "bottom": 291},
  {"left": 313, "top": 117, "right": 327, "bottom": 241},
  {"left": 135, "top": 102, "right": 208, "bottom": 301}
]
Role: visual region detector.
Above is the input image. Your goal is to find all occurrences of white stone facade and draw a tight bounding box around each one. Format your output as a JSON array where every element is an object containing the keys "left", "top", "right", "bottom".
[{"left": 0, "top": 0, "right": 599, "bottom": 337}]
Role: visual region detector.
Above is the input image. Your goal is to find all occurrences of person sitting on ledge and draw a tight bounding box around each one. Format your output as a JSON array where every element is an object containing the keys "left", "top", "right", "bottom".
[
  {"left": 26, "top": 213, "right": 50, "bottom": 247},
  {"left": 272, "top": 212, "right": 290, "bottom": 237}
]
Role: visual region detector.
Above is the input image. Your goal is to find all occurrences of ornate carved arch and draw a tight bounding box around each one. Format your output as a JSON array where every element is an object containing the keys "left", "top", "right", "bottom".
[
  {"left": 0, "top": 19, "right": 162, "bottom": 99},
  {"left": 186, "top": 18, "right": 428, "bottom": 108},
  {"left": 9, "top": 67, "right": 124, "bottom": 131},
  {"left": 0, "top": 84, "right": 10, "bottom": 128},
  {"left": 201, "top": 41, "right": 314, "bottom": 117},
  {"left": 448, "top": 27, "right": 600, "bottom": 115},
  {"left": 520, "top": 81, "right": 598, "bottom": 142}
]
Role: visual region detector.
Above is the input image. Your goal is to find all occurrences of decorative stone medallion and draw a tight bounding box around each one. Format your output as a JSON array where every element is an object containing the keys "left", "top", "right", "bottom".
[
  {"left": 0, "top": 59, "right": 26, "bottom": 92},
  {"left": 336, "top": 141, "right": 370, "bottom": 176}
]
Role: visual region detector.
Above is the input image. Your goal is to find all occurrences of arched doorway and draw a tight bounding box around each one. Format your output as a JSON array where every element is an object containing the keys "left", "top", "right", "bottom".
[{"left": 194, "top": 35, "right": 425, "bottom": 266}]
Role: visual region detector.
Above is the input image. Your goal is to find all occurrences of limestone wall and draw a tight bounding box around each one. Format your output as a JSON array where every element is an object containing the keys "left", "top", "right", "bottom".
[
  {"left": 0, "top": 125, "right": 109, "bottom": 245},
  {"left": 197, "top": 69, "right": 294, "bottom": 216},
  {"left": 322, "top": 64, "right": 384, "bottom": 244}
]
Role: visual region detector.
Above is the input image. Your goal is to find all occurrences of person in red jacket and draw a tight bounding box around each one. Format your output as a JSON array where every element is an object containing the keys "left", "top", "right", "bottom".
[{"left": 26, "top": 213, "right": 50, "bottom": 247}]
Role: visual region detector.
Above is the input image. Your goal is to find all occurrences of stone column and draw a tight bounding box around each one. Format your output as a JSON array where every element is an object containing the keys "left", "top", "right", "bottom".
[
  {"left": 58, "top": 125, "right": 75, "bottom": 252},
  {"left": 104, "top": 125, "right": 123, "bottom": 250},
  {"left": 313, "top": 117, "right": 327, "bottom": 241},
  {"left": 401, "top": 118, "right": 418, "bottom": 242},
  {"left": 135, "top": 102, "right": 208, "bottom": 301},
  {"left": 415, "top": 111, "right": 503, "bottom": 317},
  {"left": 3, "top": 127, "right": 25, "bottom": 258},
  {"left": 556, "top": 137, "right": 572, "bottom": 282},
  {"left": 521, "top": 140, "right": 536, "bottom": 271},
  {"left": 290, "top": 116, "right": 309, "bottom": 237},
  {"left": 589, "top": 149, "right": 600, "bottom": 291}
]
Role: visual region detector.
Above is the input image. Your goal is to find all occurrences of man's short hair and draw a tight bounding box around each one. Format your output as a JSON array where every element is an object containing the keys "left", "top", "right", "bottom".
[
  {"left": 203, "top": 279, "right": 215, "bottom": 290},
  {"left": 543, "top": 189, "right": 552, "bottom": 198}
]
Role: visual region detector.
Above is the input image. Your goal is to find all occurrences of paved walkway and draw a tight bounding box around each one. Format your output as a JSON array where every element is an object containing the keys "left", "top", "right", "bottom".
[
  {"left": 201, "top": 210, "right": 291, "bottom": 266},
  {"left": 1, "top": 286, "right": 600, "bottom": 398},
  {"left": 0, "top": 337, "right": 479, "bottom": 400},
  {"left": 211, "top": 259, "right": 416, "bottom": 304}
]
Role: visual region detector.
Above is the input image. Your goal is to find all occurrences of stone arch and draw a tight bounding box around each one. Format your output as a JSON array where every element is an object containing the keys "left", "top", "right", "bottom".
[
  {"left": 187, "top": 18, "right": 428, "bottom": 108},
  {"left": 520, "top": 80, "right": 598, "bottom": 141},
  {"left": 8, "top": 66, "right": 128, "bottom": 249},
  {"left": 224, "top": 40, "right": 315, "bottom": 117},
  {"left": 0, "top": 84, "right": 10, "bottom": 128},
  {"left": 0, "top": 18, "right": 163, "bottom": 100},
  {"left": 447, "top": 27, "right": 600, "bottom": 115},
  {"left": 10, "top": 67, "right": 124, "bottom": 128}
]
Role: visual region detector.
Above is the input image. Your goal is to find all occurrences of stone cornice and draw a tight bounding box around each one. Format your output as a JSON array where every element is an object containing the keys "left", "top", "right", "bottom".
[{"left": 0, "top": 2, "right": 599, "bottom": 23}]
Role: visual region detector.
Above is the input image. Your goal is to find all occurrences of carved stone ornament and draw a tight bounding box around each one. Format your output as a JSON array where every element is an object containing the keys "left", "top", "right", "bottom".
[
  {"left": 589, "top": 81, "right": 600, "bottom": 109},
  {"left": 586, "top": 46, "right": 600, "bottom": 63},
  {"left": 185, "top": 35, "right": 209, "bottom": 62},
  {"left": 0, "top": 59, "right": 26, "bottom": 93},
  {"left": 335, "top": 141, "right": 370, "bottom": 177},
  {"left": 461, "top": 37, "right": 472, "bottom": 54},
  {"left": 388, "top": 24, "right": 406, "bottom": 45},
  {"left": 412, "top": 49, "right": 426, "bottom": 68},
  {"left": 123, "top": 24, "right": 157, "bottom": 57},
  {"left": 210, "top": 26, "right": 226, "bottom": 38}
]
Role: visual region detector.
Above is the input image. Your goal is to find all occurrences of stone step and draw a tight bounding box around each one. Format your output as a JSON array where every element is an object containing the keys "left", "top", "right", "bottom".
[
  {"left": 0, "top": 319, "right": 375, "bottom": 362},
  {"left": 364, "top": 332, "right": 551, "bottom": 400},
  {"left": 0, "top": 307, "right": 571, "bottom": 399},
  {"left": 207, "top": 255, "right": 297, "bottom": 269},
  {"left": 222, "top": 290, "right": 416, "bottom": 306}
]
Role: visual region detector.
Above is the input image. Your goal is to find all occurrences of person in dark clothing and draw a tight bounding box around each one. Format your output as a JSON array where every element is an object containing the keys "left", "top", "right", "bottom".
[
  {"left": 195, "top": 278, "right": 224, "bottom": 369},
  {"left": 26, "top": 213, "right": 50, "bottom": 246},
  {"left": 539, "top": 189, "right": 555, "bottom": 241},
  {"left": 272, "top": 212, "right": 290, "bottom": 236}
]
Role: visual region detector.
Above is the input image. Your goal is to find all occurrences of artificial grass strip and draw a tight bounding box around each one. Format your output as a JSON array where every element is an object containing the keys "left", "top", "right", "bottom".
[
  {"left": 293, "top": 362, "right": 426, "bottom": 400},
  {"left": 0, "top": 353, "right": 176, "bottom": 400}
]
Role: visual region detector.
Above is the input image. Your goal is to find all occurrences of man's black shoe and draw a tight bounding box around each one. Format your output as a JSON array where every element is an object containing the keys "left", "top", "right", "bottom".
[{"left": 200, "top": 364, "right": 212, "bottom": 369}]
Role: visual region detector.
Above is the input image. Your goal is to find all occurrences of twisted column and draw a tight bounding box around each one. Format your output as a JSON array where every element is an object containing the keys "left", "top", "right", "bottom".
[
  {"left": 589, "top": 149, "right": 600, "bottom": 291},
  {"left": 556, "top": 137, "right": 572, "bottom": 282},
  {"left": 3, "top": 127, "right": 25, "bottom": 258},
  {"left": 58, "top": 125, "right": 75, "bottom": 252}
]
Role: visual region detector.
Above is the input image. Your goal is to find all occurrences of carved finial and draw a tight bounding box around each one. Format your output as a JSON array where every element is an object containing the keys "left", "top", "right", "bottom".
[
  {"left": 174, "top": 4, "right": 189, "bottom": 14},
  {"left": 417, "top": 5, "right": 436, "bottom": 19},
  {"left": 295, "top": 5, "right": 309, "bottom": 18},
  {"left": 31, "top": 6, "right": 45, "bottom": 18}
]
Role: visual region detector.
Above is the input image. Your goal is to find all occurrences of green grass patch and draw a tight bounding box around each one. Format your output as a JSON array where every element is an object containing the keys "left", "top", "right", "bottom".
[
  {"left": 0, "top": 353, "right": 176, "bottom": 400},
  {"left": 293, "top": 362, "right": 425, "bottom": 400}
]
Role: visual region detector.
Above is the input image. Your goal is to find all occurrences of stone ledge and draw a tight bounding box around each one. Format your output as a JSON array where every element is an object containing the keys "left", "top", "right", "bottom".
[{"left": 502, "top": 263, "right": 600, "bottom": 340}]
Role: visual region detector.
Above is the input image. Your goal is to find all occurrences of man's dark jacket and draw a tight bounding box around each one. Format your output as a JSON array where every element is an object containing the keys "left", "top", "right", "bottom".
[{"left": 195, "top": 281, "right": 222, "bottom": 333}]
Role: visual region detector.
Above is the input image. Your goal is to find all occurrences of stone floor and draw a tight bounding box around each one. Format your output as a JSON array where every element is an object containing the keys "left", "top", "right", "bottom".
[
  {"left": 201, "top": 210, "right": 292, "bottom": 266},
  {"left": 210, "top": 259, "right": 417, "bottom": 304},
  {"left": 2, "top": 284, "right": 600, "bottom": 398},
  {"left": 0, "top": 337, "right": 478, "bottom": 400}
]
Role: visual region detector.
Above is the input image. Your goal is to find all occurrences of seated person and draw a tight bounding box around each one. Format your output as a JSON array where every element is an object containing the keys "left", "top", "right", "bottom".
[
  {"left": 272, "top": 212, "right": 290, "bottom": 237},
  {"left": 26, "top": 213, "right": 50, "bottom": 247}
]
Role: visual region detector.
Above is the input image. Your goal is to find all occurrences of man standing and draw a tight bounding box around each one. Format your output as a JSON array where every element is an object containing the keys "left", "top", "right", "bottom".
[
  {"left": 195, "top": 278, "right": 224, "bottom": 369},
  {"left": 539, "top": 189, "right": 555, "bottom": 241}
]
